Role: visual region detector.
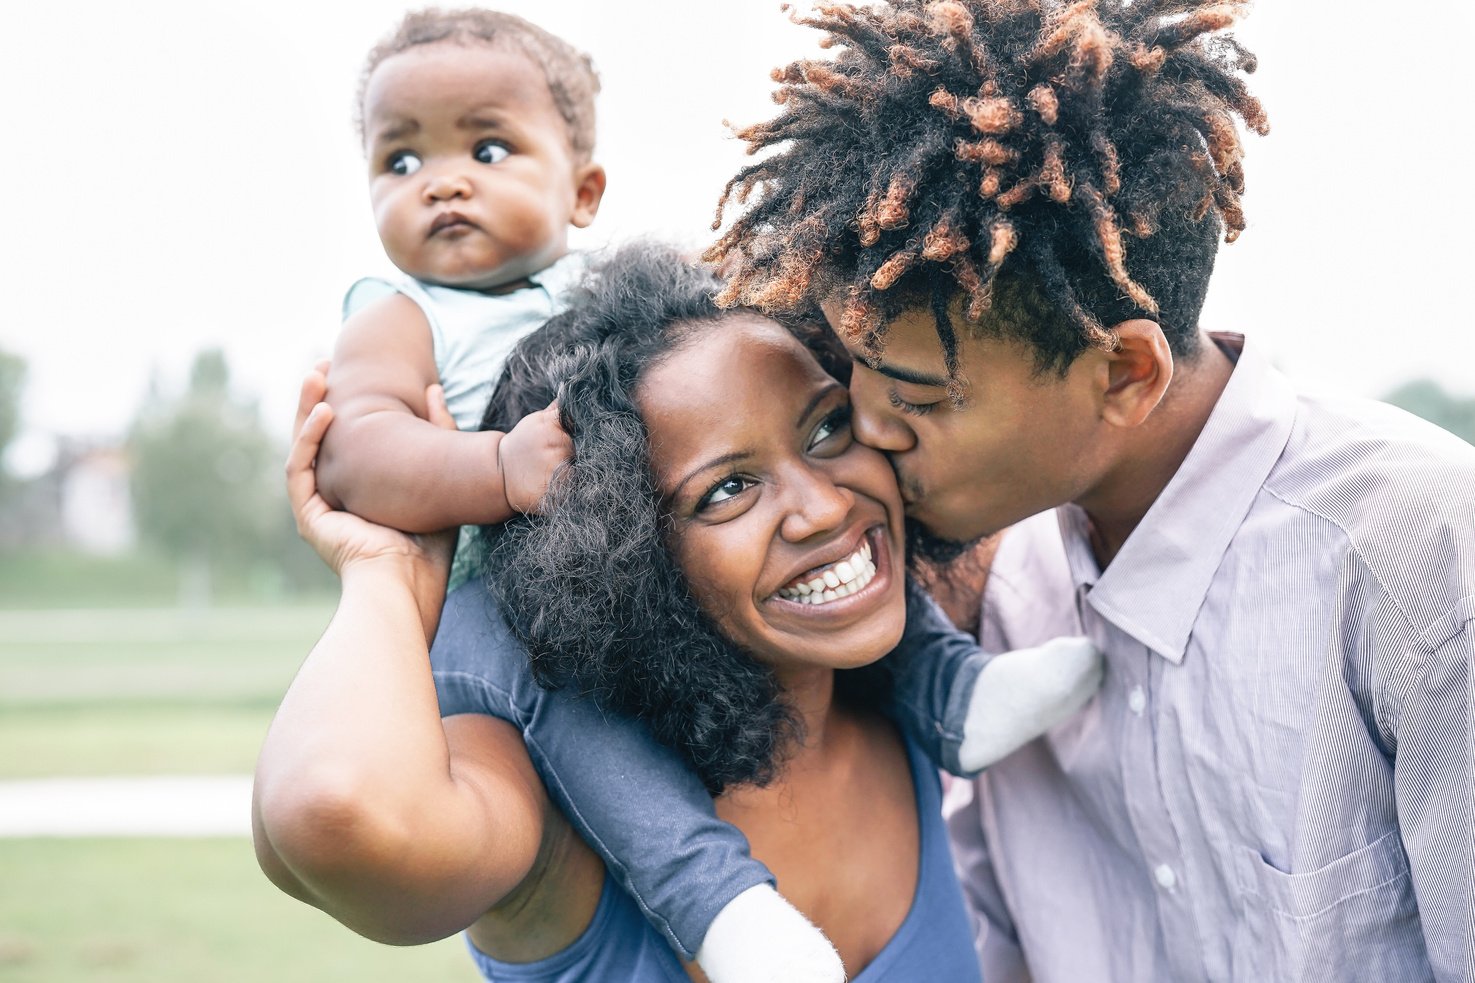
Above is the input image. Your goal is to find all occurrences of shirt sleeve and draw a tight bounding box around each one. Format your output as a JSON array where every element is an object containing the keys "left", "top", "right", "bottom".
[
  {"left": 888, "top": 579, "right": 991, "bottom": 777},
  {"left": 1392, "top": 609, "right": 1474, "bottom": 982}
]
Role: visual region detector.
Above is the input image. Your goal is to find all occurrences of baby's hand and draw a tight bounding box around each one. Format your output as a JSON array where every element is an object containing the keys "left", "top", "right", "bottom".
[{"left": 497, "top": 402, "right": 573, "bottom": 515}]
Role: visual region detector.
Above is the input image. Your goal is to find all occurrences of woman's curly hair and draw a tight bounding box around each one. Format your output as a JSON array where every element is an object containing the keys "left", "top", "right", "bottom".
[
  {"left": 708, "top": 0, "right": 1267, "bottom": 380},
  {"left": 474, "top": 242, "right": 864, "bottom": 794}
]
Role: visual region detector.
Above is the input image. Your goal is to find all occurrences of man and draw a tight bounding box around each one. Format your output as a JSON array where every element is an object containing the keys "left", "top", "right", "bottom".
[{"left": 710, "top": 1, "right": 1475, "bottom": 979}]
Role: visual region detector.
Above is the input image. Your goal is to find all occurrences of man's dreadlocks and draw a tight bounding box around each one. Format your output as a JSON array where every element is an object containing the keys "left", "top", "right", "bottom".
[{"left": 708, "top": 0, "right": 1268, "bottom": 380}]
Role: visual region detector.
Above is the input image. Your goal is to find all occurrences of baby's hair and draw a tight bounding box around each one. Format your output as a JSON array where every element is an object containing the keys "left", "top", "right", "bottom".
[
  {"left": 356, "top": 7, "right": 600, "bottom": 161},
  {"left": 708, "top": 0, "right": 1267, "bottom": 377}
]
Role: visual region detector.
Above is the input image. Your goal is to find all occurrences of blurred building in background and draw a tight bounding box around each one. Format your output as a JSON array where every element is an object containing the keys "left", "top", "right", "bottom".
[
  {"left": 0, "top": 439, "right": 136, "bottom": 555},
  {"left": 58, "top": 442, "right": 136, "bottom": 555}
]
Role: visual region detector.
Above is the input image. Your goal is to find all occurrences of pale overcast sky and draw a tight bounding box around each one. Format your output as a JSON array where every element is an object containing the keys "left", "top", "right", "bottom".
[{"left": 2, "top": 0, "right": 1472, "bottom": 471}]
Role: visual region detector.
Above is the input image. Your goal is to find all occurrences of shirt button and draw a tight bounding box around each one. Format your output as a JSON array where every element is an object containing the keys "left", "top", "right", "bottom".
[
  {"left": 1154, "top": 864, "right": 1177, "bottom": 890},
  {"left": 1128, "top": 686, "right": 1146, "bottom": 715}
]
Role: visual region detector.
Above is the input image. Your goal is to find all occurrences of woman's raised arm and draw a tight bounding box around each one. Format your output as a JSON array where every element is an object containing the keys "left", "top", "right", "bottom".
[{"left": 252, "top": 369, "right": 547, "bottom": 944}]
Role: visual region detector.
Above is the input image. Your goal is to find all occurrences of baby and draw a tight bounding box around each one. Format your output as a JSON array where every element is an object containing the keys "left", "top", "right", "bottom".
[
  {"left": 313, "top": 8, "right": 1101, "bottom": 983},
  {"left": 318, "top": 8, "right": 602, "bottom": 573}
]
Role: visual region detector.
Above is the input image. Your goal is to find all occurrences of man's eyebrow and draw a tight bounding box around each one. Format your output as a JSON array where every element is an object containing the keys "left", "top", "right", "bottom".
[
  {"left": 671, "top": 451, "right": 751, "bottom": 502},
  {"left": 851, "top": 353, "right": 949, "bottom": 388},
  {"left": 372, "top": 119, "right": 420, "bottom": 144}
]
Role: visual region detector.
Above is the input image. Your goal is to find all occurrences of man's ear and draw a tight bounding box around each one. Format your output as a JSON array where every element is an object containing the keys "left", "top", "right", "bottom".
[
  {"left": 1100, "top": 319, "right": 1173, "bottom": 429},
  {"left": 570, "top": 163, "right": 607, "bottom": 229}
]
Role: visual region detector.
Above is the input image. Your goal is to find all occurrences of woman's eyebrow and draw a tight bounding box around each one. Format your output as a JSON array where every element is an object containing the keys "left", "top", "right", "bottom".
[
  {"left": 796, "top": 383, "right": 843, "bottom": 428},
  {"left": 671, "top": 451, "right": 751, "bottom": 501}
]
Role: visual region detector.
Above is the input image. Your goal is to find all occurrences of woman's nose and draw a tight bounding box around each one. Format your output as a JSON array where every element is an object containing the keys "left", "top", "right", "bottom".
[
  {"left": 779, "top": 466, "right": 855, "bottom": 543},
  {"left": 421, "top": 170, "right": 472, "bottom": 203},
  {"left": 849, "top": 369, "right": 916, "bottom": 454}
]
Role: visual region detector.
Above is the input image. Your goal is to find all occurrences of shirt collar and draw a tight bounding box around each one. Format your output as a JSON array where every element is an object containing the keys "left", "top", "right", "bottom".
[
  {"left": 526, "top": 251, "right": 587, "bottom": 296},
  {"left": 1056, "top": 333, "right": 1298, "bottom": 663}
]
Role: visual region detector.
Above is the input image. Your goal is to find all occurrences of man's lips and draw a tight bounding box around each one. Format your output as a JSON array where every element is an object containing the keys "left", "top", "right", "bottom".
[
  {"left": 885, "top": 459, "right": 923, "bottom": 511},
  {"left": 896, "top": 480, "right": 924, "bottom": 513}
]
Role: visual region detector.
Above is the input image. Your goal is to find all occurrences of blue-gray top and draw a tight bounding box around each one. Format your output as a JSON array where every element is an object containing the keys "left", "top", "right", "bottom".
[{"left": 459, "top": 733, "right": 980, "bottom": 982}]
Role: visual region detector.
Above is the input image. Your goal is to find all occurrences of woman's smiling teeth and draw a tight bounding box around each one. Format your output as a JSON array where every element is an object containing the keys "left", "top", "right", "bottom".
[{"left": 776, "top": 540, "right": 876, "bottom": 605}]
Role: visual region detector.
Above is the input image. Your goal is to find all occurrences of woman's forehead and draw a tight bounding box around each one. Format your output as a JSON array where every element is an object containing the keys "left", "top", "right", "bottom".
[
  {"left": 639, "top": 317, "right": 833, "bottom": 475},
  {"left": 644, "top": 317, "right": 824, "bottom": 413}
]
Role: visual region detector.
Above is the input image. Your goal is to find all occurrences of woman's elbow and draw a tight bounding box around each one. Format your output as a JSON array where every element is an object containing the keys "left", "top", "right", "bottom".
[
  {"left": 254, "top": 768, "right": 413, "bottom": 888},
  {"left": 255, "top": 782, "right": 481, "bottom": 945}
]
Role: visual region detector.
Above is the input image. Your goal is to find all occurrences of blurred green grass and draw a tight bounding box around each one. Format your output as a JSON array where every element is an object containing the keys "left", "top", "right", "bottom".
[
  {"left": 0, "top": 604, "right": 332, "bottom": 777},
  {"left": 0, "top": 561, "right": 489, "bottom": 980},
  {"left": 0, "top": 549, "right": 333, "bottom": 611},
  {"left": 0, "top": 550, "right": 183, "bottom": 609},
  {"left": 0, "top": 704, "right": 274, "bottom": 777},
  {"left": 0, "top": 839, "right": 473, "bottom": 983},
  {"left": 0, "top": 548, "right": 338, "bottom": 777}
]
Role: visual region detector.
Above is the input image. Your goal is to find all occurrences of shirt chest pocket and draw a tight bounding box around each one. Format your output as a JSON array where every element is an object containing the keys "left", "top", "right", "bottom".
[{"left": 1229, "top": 830, "right": 1433, "bottom": 982}]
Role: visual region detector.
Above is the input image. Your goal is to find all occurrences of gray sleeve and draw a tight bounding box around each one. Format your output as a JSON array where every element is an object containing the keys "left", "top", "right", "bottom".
[
  {"left": 888, "top": 580, "right": 991, "bottom": 777},
  {"left": 428, "top": 581, "right": 774, "bottom": 960}
]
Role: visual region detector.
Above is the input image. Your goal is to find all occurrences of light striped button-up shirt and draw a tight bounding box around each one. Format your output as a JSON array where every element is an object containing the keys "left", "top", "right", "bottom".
[{"left": 945, "top": 334, "right": 1475, "bottom": 982}]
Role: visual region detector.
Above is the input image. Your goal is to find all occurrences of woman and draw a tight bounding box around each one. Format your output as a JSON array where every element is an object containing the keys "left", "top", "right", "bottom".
[{"left": 253, "top": 245, "right": 985, "bottom": 981}]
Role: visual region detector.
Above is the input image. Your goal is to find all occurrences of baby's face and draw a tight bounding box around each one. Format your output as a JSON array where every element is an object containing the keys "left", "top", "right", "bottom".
[{"left": 362, "top": 41, "right": 599, "bottom": 290}]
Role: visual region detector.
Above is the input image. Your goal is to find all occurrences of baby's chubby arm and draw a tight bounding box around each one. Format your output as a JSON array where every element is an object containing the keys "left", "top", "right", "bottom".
[{"left": 317, "top": 294, "right": 570, "bottom": 531}]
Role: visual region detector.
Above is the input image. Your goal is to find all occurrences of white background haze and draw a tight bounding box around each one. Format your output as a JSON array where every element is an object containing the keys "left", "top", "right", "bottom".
[{"left": 2, "top": 0, "right": 1472, "bottom": 472}]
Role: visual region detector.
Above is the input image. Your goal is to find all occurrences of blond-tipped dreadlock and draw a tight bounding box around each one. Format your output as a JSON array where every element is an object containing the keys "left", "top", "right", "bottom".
[{"left": 707, "top": 0, "right": 1267, "bottom": 374}]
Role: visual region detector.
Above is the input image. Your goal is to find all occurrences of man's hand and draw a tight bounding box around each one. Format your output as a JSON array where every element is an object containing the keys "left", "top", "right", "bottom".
[{"left": 497, "top": 402, "right": 574, "bottom": 515}]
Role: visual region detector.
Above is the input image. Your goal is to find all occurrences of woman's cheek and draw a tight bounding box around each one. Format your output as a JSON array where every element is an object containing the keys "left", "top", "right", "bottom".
[
  {"left": 674, "top": 501, "right": 790, "bottom": 657},
  {"left": 848, "top": 445, "right": 905, "bottom": 514},
  {"left": 675, "top": 529, "right": 754, "bottom": 627}
]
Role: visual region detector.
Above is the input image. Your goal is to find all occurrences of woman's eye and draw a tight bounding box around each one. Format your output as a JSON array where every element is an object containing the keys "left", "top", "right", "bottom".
[
  {"left": 387, "top": 151, "right": 422, "bottom": 176},
  {"left": 701, "top": 476, "right": 751, "bottom": 509},
  {"left": 808, "top": 405, "right": 853, "bottom": 451},
  {"left": 887, "top": 390, "right": 940, "bottom": 417},
  {"left": 474, "top": 141, "right": 510, "bottom": 165}
]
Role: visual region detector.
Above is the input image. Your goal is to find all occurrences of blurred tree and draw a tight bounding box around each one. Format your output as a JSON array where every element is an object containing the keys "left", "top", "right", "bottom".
[
  {"left": 1383, "top": 378, "right": 1475, "bottom": 446},
  {"left": 0, "top": 347, "right": 24, "bottom": 480},
  {"left": 129, "top": 348, "right": 281, "bottom": 605}
]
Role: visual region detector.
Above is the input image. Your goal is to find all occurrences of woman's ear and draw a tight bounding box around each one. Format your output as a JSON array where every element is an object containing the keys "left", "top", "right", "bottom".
[{"left": 1100, "top": 319, "right": 1173, "bottom": 429}]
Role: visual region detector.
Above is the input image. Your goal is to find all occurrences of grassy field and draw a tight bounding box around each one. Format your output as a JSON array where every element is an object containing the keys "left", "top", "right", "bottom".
[
  {"left": 0, "top": 839, "right": 473, "bottom": 983},
  {"left": 0, "top": 549, "right": 335, "bottom": 611},
  {"left": 0, "top": 605, "right": 330, "bottom": 777},
  {"left": 0, "top": 704, "right": 275, "bottom": 777},
  {"left": 0, "top": 590, "right": 493, "bottom": 982}
]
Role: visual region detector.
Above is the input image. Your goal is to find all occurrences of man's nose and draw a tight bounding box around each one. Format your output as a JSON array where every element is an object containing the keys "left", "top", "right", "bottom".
[
  {"left": 849, "top": 369, "right": 916, "bottom": 454},
  {"left": 421, "top": 169, "right": 472, "bottom": 203}
]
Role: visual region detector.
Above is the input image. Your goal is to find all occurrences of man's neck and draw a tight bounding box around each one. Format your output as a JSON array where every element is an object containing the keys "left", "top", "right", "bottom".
[{"left": 1078, "top": 334, "right": 1238, "bottom": 567}]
